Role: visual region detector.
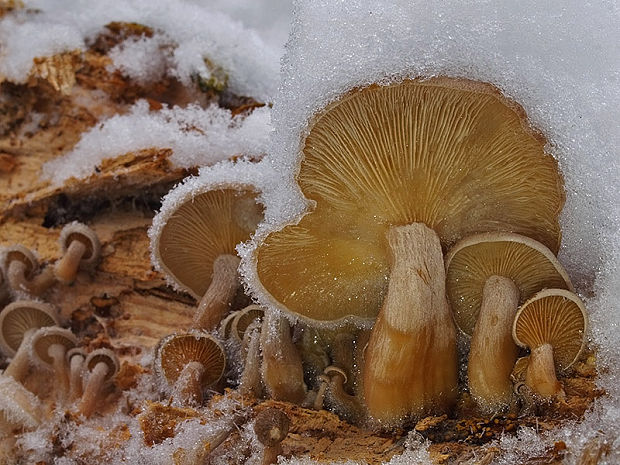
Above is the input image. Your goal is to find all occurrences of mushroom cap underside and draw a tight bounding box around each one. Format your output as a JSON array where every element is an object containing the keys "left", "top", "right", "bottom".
[
  {"left": 445, "top": 232, "right": 573, "bottom": 335},
  {"left": 512, "top": 289, "right": 587, "bottom": 371},
  {"left": 31, "top": 327, "right": 77, "bottom": 365},
  {"left": 59, "top": 222, "right": 101, "bottom": 264},
  {"left": 0, "top": 301, "right": 58, "bottom": 356},
  {"left": 156, "top": 332, "right": 226, "bottom": 388},
  {"left": 0, "top": 245, "right": 38, "bottom": 278},
  {"left": 85, "top": 348, "right": 120, "bottom": 380},
  {"left": 255, "top": 77, "right": 564, "bottom": 324},
  {"left": 154, "top": 187, "right": 263, "bottom": 299}
]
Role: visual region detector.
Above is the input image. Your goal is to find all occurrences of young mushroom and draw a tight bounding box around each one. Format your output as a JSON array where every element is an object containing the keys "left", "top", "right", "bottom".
[
  {"left": 238, "top": 319, "right": 263, "bottom": 398},
  {"left": 248, "top": 78, "right": 565, "bottom": 425},
  {"left": 231, "top": 304, "right": 264, "bottom": 344},
  {"left": 0, "top": 245, "right": 56, "bottom": 296},
  {"left": 154, "top": 331, "right": 226, "bottom": 406},
  {"left": 444, "top": 232, "right": 573, "bottom": 412},
  {"left": 30, "top": 326, "right": 77, "bottom": 404},
  {"left": 512, "top": 289, "right": 588, "bottom": 399},
  {"left": 149, "top": 164, "right": 264, "bottom": 332},
  {"left": 78, "top": 348, "right": 119, "bottom": 417},
  {"left": 0, "top": 300, "right": 59, "bottom": 382},
  {"left": 254, "top": 407, "right": 290, "bottom": 465},
  {"left": 321, "top": 365, "right": 365, "bottom": 424},
  {"left": 54, "top": 222, "right": 101, "bottom": 284}
]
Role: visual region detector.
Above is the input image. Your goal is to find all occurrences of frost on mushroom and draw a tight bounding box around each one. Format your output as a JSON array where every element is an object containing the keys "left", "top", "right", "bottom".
[{"left": 248, "top": 77, "right": 564, "bottom": 426}]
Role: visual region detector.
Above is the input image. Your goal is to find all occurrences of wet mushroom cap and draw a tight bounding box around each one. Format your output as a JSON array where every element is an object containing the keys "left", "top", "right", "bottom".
[
  {"left": 31, "top": 327, "right": 77, "bottom": 366},
  {"left": 59, "top": 222, "right": 101, "bottom": 266},
  {"left": 85, "top": 348, "right": 120, "bottom": 380},
  {"left": 152, "top": 187, "right": 263, "bottom": 299},
  {"left": 156, "top": 332, "right": 226, "bottom": 388},
  {"left": 0, "top": 300, "right": 58, "bottom": 356},
  {"left": 254, "top": 77, "right": 564, "bottom": 324},
  {"left": 445, "top": 232, "right": 573, "bottom": 335},
  {"left": 513, "top": 289, "right": 588, "bottom": 371}
]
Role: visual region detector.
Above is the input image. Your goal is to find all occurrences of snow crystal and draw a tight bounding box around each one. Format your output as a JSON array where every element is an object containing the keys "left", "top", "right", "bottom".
[
  {"left": 107, "top": 33, "right": 170, "bottom": 85},
  {"left": 41, "top": 101, "right": 272, "bottom": 185},
  {"left": 0, "top": 0, "right": 287, "bottom": 101}
]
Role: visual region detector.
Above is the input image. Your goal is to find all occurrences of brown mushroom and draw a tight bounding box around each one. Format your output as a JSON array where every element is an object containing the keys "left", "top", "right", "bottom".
[
  {"left": 30, "top": 326, "right": 77, "bottom": 404},
  {"left": 231, "top": 304, "right": 264, "bottom": 344},
  {"left": 0, "top": 245, "right": 56, "bottom": 296},
  {"left": 0, "top": 300, "right": 59, "bottom": 382},
  {"left": 321, "top": 365, "right": 365, "bottom": 424},
  {"left": 254, "top": 407, "right": 290, "bottom": 465},
  {"left": 54, "top": 222, "right": 101, "bottom": 284},
  {"left": 78, "top": 348, "right": 119, "bottom": 417},
  {"left": 154, "top": 331, "right": 226, "bottom": 406},
  {"left": 238, "top": 319, "right": 263, "bottom": 398},
  {"left": 248, "top": 78, "right": 564, "bottom": 425},
  {"left": 150, "top": 178, "right": 264, "bottom": 331},
  {"left": 512, "top": 289, "right": 587, "bottom": 399},
  {"left": 444, "top": 232, "right": 573, "bottom": 411}
]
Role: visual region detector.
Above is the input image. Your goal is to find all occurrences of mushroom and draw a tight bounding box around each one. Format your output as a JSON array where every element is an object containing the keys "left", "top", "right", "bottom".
[
  {"left": 54, "top": 222, "right": 101, "bottom": 284},
  {"left": 512, "top": 289, "right": 588, "bottom": 399},
  {"left": 231, "top": 304, "right": 264, "bottom": 344},
  {"left": 444, "top": 232, "right": 573, "bottom": 411},
  {"left": 30, "top": 326, "right": 77, "bottom": 404},
  {"left": 0, "top": 375, "right": 43, "bottom": 432},
  {"left": 0, "top": 245, "right": 56, "bottom": 296},
  {"left": 253, "top": 407, "right": 290, "bottom": 465},
  {"left": 149, "top": 174, "right": 264, "bottom": 332},
  {"left": 154, "top": 331, "right": 226, "bottom": 406},
  {"left": 66, "top": 347, "right": 87, "bottom": 401},
  {"left": 260, "top": 311, "right": 306, "bottom": 404},
  {"left": 238, "top": 319, "right": 263, "bottom": 398},
  {"left": 321, "top": 365, "right": 365, "bottom": 424},
  {"left": 248, "top": 78, "right": 564, "bottom": 425},
  {"left": 77, "top": 348, "right": 119, "bottom": 417},
  {"left": 0, "top": 300, "right": 59, "bottom": 382}
]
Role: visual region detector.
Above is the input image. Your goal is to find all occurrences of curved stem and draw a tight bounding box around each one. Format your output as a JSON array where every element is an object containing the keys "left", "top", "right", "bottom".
[
  {"left": 69, "top": 353, "right": 85, "bottom": 401},
  {"left": 363, "top": 223, "right": 458, "bottom": 425},
  {"left": 78, "top": 361, "right": 109, "bottom": 417},
  {"left": 525, "top": 343, "right": 565, "bottom": 399},
  {"left": 55, "top": 240, "right": 87, "bottom": 283},
  {"left": 48, "top": 343, "right": 70, "bottom": 404},
  {"left": 239, "top": 323, "right": 263, "bottom": 398},
  {"left": 4, "top": 328, "right": 36, "bottom": 383},
  {"left": 173, "top": 361, "right": 205, "bottom": 406},
  {"left": 192, "top": 254, "right": 241, "bottom": 331},
  {"left": 468, "top": 275, "right": 520, "bottom": 412},
  {"left": 328, "top": 374, "right": 365, "bottom": 424}
]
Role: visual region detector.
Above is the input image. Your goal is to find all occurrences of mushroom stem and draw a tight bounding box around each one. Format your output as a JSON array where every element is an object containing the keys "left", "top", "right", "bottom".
[
  {"left": 328, "top": 373, "right": 365, "bottom": 424},
  {"left": 7, "top": 261, "right": 56, "bottom": 296},
  {"left": 3, "top": 328, "right": 37, "bottom": 382},
  {"left": 54, "top": 240, "right": 87, "bottom": 283},
  {"left": 525, "top": 343, "right": 565, "bottom": 399},
  {"left": 193, "top": 254, "right": 241, "bottom": 331},
  {"left": 363, "top": 223, "right": 458, "bottom": 425},
  {"left": 78, "top": 361, "right": 109, "bottom": 417},
  {"left": 239, "top": 323, "right": 263, "bottom": 398},
  {"left": 173, "top": 361, "right": 206, "bottom": 405},
  {"left": 69, "top": 352, "right": 85, "bottom": 400},
  {"left": 468, "top": 275, "right": 520, "bottom": 412},
  {"left": 48, "top": 343, "right": 70, "bottom": 404},
  {"left": 312, "top": 375, "right": 330, "bottom": 410}
]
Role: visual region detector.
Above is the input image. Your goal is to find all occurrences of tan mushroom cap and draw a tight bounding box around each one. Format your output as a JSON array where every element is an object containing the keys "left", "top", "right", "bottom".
[
  {"left": 31, "top": 327, "right": 77, "bottom": 366},
  {"left": 157, "top": 332, "right": 226, "bottom": 388},
  {"left": 445, "top": 232, "right": 573, "bottom": 335},
  {"left": 0, "top": 245, "right": 38, "bottom": 278},
  {"left": 85, "top": 348, "right": 120, "bottom": 381},
  {"left": 59, "top": 222, "right": 101, "bottom": 266},
  {"left": 513, "top": 289, "right": 588, "bottom": 371},
  {"left": 0, "top": 300, "right": 58, "bottom": 356},
  {"left": 154, "top": 188, "right": 263, "bottom": 299},
  {"left": 255, "top": 77, "right": 564, "bottom": 324},
  {"left": 231, "top": 304, "right": 264, "bottom": 342}
]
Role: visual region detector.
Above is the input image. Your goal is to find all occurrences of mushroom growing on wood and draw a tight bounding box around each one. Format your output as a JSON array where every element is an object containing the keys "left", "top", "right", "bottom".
[
  {"left": 444, "top": 232, "right": 573, "bottom": 411},
  {"left": 149, "top": 166, "right": 264, "bottom": 332},
  {"left": 78, "top": 348, "right": 119, "bottom": 417},
  {"left": 154, "top": 331, "right": 226, "bottom": 406},
  {"left": 54, "top": 222, "right": 101, "bottom": 284},
  {"left": 30, "top": 326, "right": 77, "bottom": 404},
  {"left": 254, "top": 407, "right": 290, "bottom": 465},
  {"left": 248, "top": 78, "right": 564, "bottom": 425},
  {"left": 512, "top": 289, "right": 587, "bottom": 399},
  {"left": 0, "top": 245, "right": 56, "bottom": 296},
  {"left": 0, "top": 300, "right": 59, "bottom": 382}
]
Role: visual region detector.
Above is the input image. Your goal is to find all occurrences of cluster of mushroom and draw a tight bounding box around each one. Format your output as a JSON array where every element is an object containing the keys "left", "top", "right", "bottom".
[
  {"left": 0, "top": 299, "right": 120, "bottom": 433},
  {"left": 0, "top": 221, "right": 102, "bottom": 301}
]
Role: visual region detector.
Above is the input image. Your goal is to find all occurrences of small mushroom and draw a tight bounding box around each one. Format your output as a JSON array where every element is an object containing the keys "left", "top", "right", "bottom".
[
  {"left": 0, "top": 245, "right": 56, "bottom": 296},
  {"left": 149, "top": 171, "right": 264, "bottom": 331},
  {"left": 30, "top": 327, "right": 77, "bottom": 404},
  {"left": 54, "top": 222, "right": 101, "bottom": 284},
  {"left": 444, "top": 232, "right": 573, "bottom": 411},
  {"left": 254, "top": 407, "right": 290, "bottom": 465},
  {"left": 512, "top": 289, "right": 588, "bottom": 399},
  {"left": 231, "top": 304, "right": 264, "bottom": 344},
  {"left": 0, "top": 300, "right": 59, "bottom": 382},
  {"left": 322, "top": 365, "right": 365, "bottom": 424},
  {"left": 66, "top": 347, "right": 87, "bottom": 401},
  {"left": 78, "top": 348, "right": 119, "bottom": 417},
  {"left": 154, "top": 331, "right": 226, "bottom": 406},
  {"left": 238, "top": 319, "right": 263, "bottom": 398}
]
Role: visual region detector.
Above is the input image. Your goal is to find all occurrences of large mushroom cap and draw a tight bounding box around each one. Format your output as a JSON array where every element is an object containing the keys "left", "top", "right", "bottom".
[
  {"left": 445, "top": 232, "right": 573, "bottom": 335},
  {"left": 156, "top": 331, "right": 226, "bottom": 389},
  {"left": 513, "top": 289, "right": 588, "bottom": 371},
  {"left": 0, "top": 300, "right": 58, "bottom": 356},
  {"left": 152, "top": 186, "right": 263, "bottom": 299},
  {"left": 30, "top": 327, "right": 78, "bottom": 367},
  {"left": 254, "top": 77, "right": 564, "bottom": 324}
]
